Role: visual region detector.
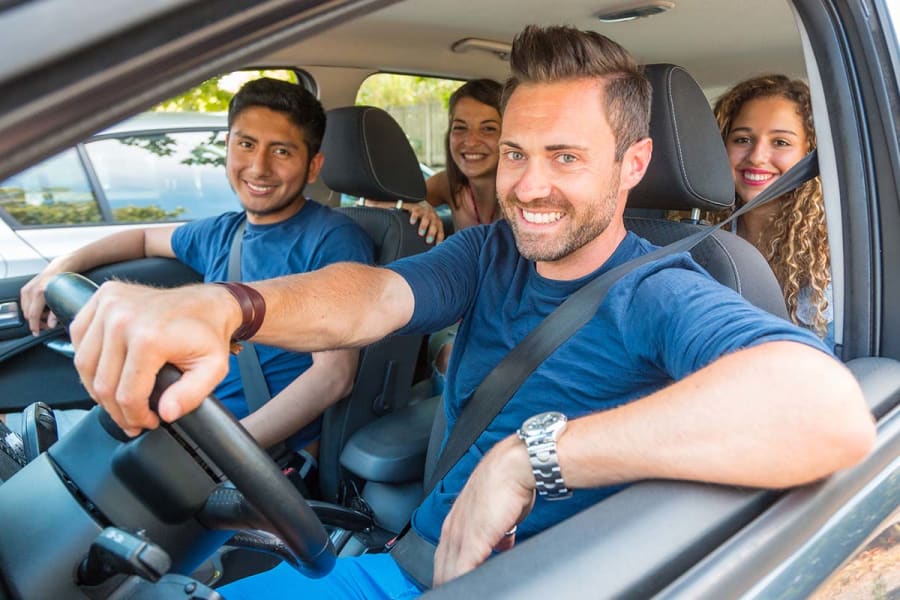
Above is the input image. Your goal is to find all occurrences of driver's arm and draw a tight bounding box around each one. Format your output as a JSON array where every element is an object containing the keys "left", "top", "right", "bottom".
[
  {"left": 21, "top": 226, "right": 177, "bottom": 334},
  {"left": 240, "top": 348, "right": 359, "bottom": 449},
  {"left": 69, "top": 262, "right": 414, "bottom": 435},
  {"left": 433, "top": 341, "right": 876, "bottom": 585}
]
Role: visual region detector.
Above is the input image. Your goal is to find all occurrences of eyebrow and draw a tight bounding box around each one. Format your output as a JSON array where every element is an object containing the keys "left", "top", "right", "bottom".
[
  {"left": 500, "top": 140, "right": 588, "bottom": 151},
  {"left": 730, "top": 126, "right": 800, "bottom": 137},
  {"left": 232, "top": 130, "right": 301, "bottom": 149},
  {"left": 452, "top": 118, "right": 501, "bottom": 126}
]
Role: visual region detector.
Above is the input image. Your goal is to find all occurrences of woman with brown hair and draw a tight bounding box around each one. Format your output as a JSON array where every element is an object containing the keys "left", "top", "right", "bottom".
[
  {"left": 714, "top": 74, "right": 833, "bottom": 347},
  {"left": 362, "top": 78, "right": 503, "bottom": 244}
]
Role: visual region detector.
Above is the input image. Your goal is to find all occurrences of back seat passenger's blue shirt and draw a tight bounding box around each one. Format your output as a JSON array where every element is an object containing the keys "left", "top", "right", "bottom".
[
  {"left": 387, "top": 220, "right": 827, "bottom": 545},
  {"left": 171, "top": 200, "right": 374, "bottom": 447}
]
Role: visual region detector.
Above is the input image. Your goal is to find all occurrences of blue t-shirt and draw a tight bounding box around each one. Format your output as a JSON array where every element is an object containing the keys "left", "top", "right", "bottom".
[
  {"left": 387, "top": 221, "right": 827, "bottom": 544},
  {"left": 171, "top": 200, "right": 374, "bottom": 447}
]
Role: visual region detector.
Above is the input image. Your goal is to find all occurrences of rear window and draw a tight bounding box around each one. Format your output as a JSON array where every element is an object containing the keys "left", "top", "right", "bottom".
[{"left": 356, "top": 73, "right": 463, "bottom": 170}]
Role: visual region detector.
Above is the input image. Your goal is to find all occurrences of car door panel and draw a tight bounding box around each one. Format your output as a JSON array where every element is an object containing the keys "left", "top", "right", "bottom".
[
  {"left": 0, "top": 258, "right": 201, "bottom": 413},
  {"left": 427, "top": 359, "right": 900, "bottom": 599}
]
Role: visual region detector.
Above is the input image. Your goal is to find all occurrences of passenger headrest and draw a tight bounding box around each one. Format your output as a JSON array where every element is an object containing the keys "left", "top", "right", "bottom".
[
  {"left": 629, "top": 64, "right": 734, "bottom": 212},
  {"left": 320, "top": 105, "right": 426, "bottom": 202}
]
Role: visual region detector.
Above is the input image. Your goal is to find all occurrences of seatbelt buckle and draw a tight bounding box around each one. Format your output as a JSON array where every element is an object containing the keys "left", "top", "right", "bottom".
[{"left": 385, "top": 522, "right": 412, "bottom": 552}]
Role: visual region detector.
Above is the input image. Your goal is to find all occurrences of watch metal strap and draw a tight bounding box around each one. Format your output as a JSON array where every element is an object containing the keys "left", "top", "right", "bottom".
[{"left": 523, "top": 435, "right": 571, "bottom": 499}]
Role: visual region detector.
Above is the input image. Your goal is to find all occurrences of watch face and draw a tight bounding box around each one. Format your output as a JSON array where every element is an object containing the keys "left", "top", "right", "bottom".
[{"left": 523, "top": 411, "right": 566, "bottom": 435}]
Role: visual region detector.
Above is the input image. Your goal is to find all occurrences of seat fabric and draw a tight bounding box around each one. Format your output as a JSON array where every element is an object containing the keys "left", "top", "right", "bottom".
[{"left": 316, "top": 106, "right": 433, "bottom": 504}]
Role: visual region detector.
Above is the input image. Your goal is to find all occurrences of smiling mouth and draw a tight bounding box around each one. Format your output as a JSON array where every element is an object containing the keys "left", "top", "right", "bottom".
[
  {"left": 522, "top": 209, "right": 564, "bottom": 224},
  {"left": 742, "top": 171, "right": 774, "bottom": 184},
  {"left": 460, "top": 152, "right": 488, "bottom": 161},
  {"left": 245, "top": 181, "right": 277, "bottom": 193}
]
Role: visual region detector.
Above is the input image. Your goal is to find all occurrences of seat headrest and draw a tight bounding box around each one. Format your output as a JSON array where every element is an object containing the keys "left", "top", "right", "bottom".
[
  {"left": 629, "top": 64, "right": 734, "bottom": 212},
  {"left": 320, "top": 106, "right": 426, "bottom": 202}
]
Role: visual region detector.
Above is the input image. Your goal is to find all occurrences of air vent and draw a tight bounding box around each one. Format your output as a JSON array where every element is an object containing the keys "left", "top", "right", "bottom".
[{"left": 595, "top": 1, "right": 675, "bottom": 23}]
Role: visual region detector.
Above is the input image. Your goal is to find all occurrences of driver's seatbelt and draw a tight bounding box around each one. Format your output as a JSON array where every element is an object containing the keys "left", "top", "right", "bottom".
[{"left": 391, "top": 150, "right": 820, "bottom": 589}]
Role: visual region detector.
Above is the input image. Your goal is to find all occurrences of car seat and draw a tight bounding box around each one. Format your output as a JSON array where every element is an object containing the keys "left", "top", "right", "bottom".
[
  {"left": 627, "top": 63, "right": 789, "bottom": 318},
  {"left": 316, "top": 105, "right": 433, "bottom": 505},
  {"left": 335, "top": 64, "right": 792, "bottom": 538}
]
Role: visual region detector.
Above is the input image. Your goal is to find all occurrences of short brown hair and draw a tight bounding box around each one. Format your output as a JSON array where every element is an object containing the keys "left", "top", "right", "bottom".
[{"left": 501, "top": 25, "right": 651, "bottom": 161}]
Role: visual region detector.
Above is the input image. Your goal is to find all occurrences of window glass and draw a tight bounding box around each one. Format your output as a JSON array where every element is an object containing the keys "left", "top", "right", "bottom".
[
  {"left": 85, "top": 130, "right": 238, "bottom": 223},
  {"left": 810, "top": 505, "right": 900, "bottom": 599},
  {"left": 153, "top": 69, "right": 301, "bottom": 113},
  {"left": 356, "top": 73, "right": 464, "bottom": 170},
  {"left": 0, "top": 148, "right": 102, "bottom": 226},
  {"left": 887, "top": 0, "right": 899, "bottom": 39}
]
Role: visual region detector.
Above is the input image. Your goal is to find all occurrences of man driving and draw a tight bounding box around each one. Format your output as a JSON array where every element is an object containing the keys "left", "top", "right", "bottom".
[{"left": 66, "top": 25, "right": 875, "bottom": 597}]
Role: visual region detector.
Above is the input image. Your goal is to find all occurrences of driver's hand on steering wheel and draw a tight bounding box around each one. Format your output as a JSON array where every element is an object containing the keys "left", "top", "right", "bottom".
[{"left": 69, "top": 281, "right": 235, "bottom": 436}]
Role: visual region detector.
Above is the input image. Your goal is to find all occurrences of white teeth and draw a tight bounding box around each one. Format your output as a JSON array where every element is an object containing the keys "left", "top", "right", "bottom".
[
  {"left": 744, "top": 172, "right": 772, "bottom": 182},
  {"left": 246, "top": 182, "right": 275, "bottom": 192},
  {"left": 522, "top": 210, "right": 563, "bottom": 224},
  {"left": 462, "top": 153, "right": 486, "bottom": 160}
]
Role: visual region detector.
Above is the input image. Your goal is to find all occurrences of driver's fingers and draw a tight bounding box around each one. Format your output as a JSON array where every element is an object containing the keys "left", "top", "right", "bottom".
[
  {"left": 70, "top": 293, "right": 126, "bottom": 423},
  {"left": 156, "top": 355, "right": 228, "bottom": 423},
  {"left": 98, "top": 313, "right": 159, "bottom": 435},
  {"left": 71, "top": 286, "right": 151, "bottom": 437},
  {"left": 70, "top": 293, "right": 100, "bottom": 390},
  {"left": 492, "top": 529, "right": 516, "bottom": 553},
  {"left": 114, "top": 327, "right": 169, "bottom": 433}
]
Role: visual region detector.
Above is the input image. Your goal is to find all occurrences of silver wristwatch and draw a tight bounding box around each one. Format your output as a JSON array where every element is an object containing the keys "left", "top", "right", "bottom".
[{"left": 517, "top": 411, "right": 571, "bottom": 500}]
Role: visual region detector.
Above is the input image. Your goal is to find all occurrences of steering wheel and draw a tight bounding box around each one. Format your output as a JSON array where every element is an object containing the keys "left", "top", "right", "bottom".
[{"left": 44, "top": 272, "right": 335, "bottom": 577}]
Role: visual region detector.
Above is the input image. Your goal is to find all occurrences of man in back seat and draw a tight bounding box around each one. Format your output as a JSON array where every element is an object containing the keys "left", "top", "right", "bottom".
[
  {"left": 20, "top": 78, "right": 374, "bottom": 491},
  {"left": 68, "top": 26, "right": 875, "bottom": 597}
]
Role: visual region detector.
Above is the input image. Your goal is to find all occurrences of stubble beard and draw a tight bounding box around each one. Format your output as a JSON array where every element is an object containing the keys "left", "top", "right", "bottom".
[
  {"left": 242, "top": 187, "right": 306, "bottom": 218},
  {"left": 234, "top": 159, "right": 311, "bottom": 219},
  {"left": 501, "top": 174, "right": 620, "bottom": 263}
]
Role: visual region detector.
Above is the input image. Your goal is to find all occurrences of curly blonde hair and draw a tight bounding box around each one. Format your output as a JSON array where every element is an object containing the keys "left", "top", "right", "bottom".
[{"left": 714, "top": 75, "right": 831, "bottom": 336}]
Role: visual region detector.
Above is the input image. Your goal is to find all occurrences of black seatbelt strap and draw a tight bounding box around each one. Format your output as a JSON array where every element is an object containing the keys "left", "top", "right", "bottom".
[
  {"left": 394, "top": 151, "right": 819, "bottom": 589},
  {"left": 228, "top": 218, "right": 272, "bottom": 413}
]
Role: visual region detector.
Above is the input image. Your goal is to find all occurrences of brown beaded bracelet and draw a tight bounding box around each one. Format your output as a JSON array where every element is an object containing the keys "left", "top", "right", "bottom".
[{"left": 214, "top": 282, "right": 266, "bottom": 342}]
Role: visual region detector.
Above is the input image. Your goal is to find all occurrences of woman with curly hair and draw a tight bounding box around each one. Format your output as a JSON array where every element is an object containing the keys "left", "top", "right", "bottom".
[{"left": 714, "top": 74, "right": 833, "bottom": 347}]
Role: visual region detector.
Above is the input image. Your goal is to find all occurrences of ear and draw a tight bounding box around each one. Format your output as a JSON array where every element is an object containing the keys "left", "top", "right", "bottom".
[
  {"left": 618, "top": 137, "right": 653, "bottom": 193},
  {"left": 305, "top": 152, "right": 325, "bottom": 184}
]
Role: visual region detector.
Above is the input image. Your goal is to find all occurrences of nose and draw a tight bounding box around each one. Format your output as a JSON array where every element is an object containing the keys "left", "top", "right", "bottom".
[
  {"left": 513, "top": 159, "right": 552, "bottom": 203},
  {"left": 457, "top": 129, "right": 479, "bottom": 148},
  {"left": 747, "top": 141, "right": 769, "bottom": 166},
  {"left": 248, "top": 148, "right": 271, "bottom": 176}
]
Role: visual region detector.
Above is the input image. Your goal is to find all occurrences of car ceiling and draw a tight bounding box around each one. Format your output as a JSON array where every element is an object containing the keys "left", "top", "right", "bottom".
[
  {"left": 264, "top": 0, "right": 805, "bottom": 99},
  {"left": 0, "top": 0, "right": 805, "bottom": 182}
]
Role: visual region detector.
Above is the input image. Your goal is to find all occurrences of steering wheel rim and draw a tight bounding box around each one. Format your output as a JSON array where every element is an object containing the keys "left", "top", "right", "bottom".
[{"left": 45, "top": 272, "right": 335, "bottom": 577}]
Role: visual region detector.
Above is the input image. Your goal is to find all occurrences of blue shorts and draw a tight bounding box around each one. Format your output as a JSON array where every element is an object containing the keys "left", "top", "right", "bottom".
[{"left": 220, "top": 554, "right": 422, "bottom": 599}]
